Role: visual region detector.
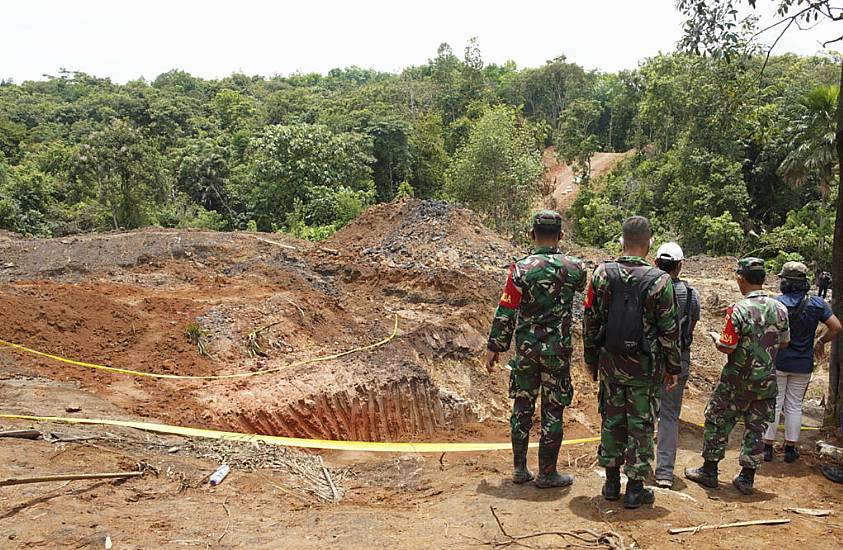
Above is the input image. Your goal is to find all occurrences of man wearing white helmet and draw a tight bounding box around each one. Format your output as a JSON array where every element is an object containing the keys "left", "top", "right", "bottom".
[{"left": 653, "top": 242, "right": 700, "bottom": 488}]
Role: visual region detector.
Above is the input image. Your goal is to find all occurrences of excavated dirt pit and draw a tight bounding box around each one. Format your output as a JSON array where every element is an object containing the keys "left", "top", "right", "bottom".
[
  {"left": 0, "top": 200, "right": 759, "bottom": 446},
  {"left": 225, "top": 370, "right": 478, "bottom": 441},
  {"left": 0, "top": 200, "right": 523, "bottom": 443}
]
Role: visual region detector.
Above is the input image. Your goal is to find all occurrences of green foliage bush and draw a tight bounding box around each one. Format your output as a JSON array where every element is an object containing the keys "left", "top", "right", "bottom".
[
  {"left": 395, "top": 181, "right": 415, "bottom": 199},
  {"left": 445, "top": 105, "right": 544, "bottom": 238},
  {"left": 766, "top": 252, "right": 807, "bottom": 278},
  {"left": 698, "top": 211, "right": 745, "bottom": 256}
]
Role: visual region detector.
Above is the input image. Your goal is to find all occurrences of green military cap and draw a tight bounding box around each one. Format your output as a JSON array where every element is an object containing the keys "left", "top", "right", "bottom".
[
  {"left": 736, "top": 257, "right": 766, "bottom": 275},
  {"left": 532, "top": 210, "right": 563, "bottom": 228},
  {"left": 779, "top": 261, "right": 808, "bottom": 279}
]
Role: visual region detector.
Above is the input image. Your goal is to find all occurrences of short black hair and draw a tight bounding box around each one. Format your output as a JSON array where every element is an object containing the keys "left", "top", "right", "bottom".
[
  {"left": 781, "top": 277, "right": 809, "bottom": 294},
  {"left": 533, "top": 225, "right": 561, "bottom": 240},
  {"left": 742, "top": 271, "right": 766, "bottom": 285},
  {"left": 622, "top": 216, "right": 652, "bottom": 247},
  {"left": 656, "top": 258, "right": 680, "bottom": 273}
]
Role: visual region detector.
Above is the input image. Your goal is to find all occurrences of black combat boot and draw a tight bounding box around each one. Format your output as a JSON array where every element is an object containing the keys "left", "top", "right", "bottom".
[
  {"left": 784, "top": 445, "right": 800, "bottom": 463},
  {"left": 602, "top": 467, "right": 621, "bottom": 501},
  {"left": 763, "top": 443, "right": 774, "bottom": 462},
  {"left": 624, "top": 478, "right": 655, "bottom": 509},
  {"left": 511, "top": 438, "right": 534, "bottom": 484},
  {"left": 685, "top": 460, "right": 719, "bottom": 488},
  {"left": 534, "top": 444, "right": 573, "bottom": 488},
  {"left": 732, "top": 466, "right": 756, "bottom": 495}
]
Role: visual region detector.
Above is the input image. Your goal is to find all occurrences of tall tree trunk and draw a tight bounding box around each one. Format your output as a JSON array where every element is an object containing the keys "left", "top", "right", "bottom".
[
  {"left": 827, "top": 58, "right": 843, "bottom": 427},
  {"left": 608, "top": 107, "right": 615, "bottom": 152}
]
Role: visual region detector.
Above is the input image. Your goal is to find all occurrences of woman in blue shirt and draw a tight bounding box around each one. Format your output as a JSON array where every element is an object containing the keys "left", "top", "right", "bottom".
[{"left": 763, "top": 262, "right": 841, "bottom": 463}]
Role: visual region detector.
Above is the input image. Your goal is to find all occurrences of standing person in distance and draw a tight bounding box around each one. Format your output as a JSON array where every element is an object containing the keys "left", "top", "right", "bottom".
[
  {"left": 486, "top": 210, "right": 587, "bottom": 488},
  {"left": 817, "top": 270, "right": 832, "bottom": 301},
  {"left": 686, "top": 258, "right": 790, "bottom": 495},
  {"left": 762, "top": 262, "right": 842, "bottom": 463},
  {"left": 583, "top": 216, "right": 681, "bottom": 509},
  {"left": 653, "top": 242, "right": 700, "bottom": 488}
]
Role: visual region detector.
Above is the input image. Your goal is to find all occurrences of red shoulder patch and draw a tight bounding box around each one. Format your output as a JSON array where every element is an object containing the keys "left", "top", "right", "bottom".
[
  {"left": 499, "top": 265, "right": 522, "bottom": 309},
  {"left": 719, "top": 306, "right": 738, "bottom": 347},
  {"left": 583, "top": 280, "right": 595, "bottom": 309}
]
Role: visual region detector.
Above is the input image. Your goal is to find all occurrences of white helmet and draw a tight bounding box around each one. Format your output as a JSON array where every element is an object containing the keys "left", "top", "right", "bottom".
[{"left": 656, "top": 242, "right": 684, "bottom": 262}]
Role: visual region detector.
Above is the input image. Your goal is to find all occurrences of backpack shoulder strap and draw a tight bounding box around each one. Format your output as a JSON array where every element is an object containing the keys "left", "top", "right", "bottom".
[
  {"left": 604, "top": 262, "right": 621, "bottom": 287},
  {"left": 638, "top": 267, "right": 664, "bottom": 295},
  {"left": 676, "top": 280, "right": 694, "bottom": 318},
  {"left": 792, "top": 293, "right": 811, "bottom": 321}
]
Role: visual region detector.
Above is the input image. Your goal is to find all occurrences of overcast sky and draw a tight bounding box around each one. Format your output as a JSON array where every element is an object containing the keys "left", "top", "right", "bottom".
[{"left": 2, "top": 0, "right": 841, "bottom": 83}]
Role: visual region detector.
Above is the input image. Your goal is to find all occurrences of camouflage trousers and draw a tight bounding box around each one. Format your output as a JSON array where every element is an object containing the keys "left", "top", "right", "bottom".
[
  {"left": 702, "top": 381, "right": 775, "bottom": 469},
  {"left": 597, "top": 380, "right": 659, "bottom": 480},
  {"left": 509, "top": 354, "right": 573, "bottom": 450}
]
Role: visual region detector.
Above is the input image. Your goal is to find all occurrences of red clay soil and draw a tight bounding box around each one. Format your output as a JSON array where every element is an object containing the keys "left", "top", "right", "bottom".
[
  {"left": 0, "top": 200, "right": 841, "bottom": 548},
  {"left": 0, "top": 203, "right": 517, "bottom": 437},
  {"left": 541, "top": 147, "right": 634, "bottom": 216}
]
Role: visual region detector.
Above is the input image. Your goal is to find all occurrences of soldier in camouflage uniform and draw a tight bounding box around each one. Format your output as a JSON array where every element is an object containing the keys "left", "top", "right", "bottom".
[
  {"left": 583, "top": 216, "right": 681, "bottom": 509},
  {"left": 686, "top": 258, "right": 790, "bottom": 495},
  {"left": 486, "top": 210, "right": 587, "bottom": 488}
]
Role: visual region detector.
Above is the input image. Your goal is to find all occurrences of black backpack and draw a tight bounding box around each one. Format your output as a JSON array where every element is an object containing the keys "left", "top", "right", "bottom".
[{"left": 599, "top": 262, "right": 665, "bottom": 356}]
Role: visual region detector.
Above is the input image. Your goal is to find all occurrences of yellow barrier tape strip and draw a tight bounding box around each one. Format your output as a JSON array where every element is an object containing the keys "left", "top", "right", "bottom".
[
  {"left": 0, "top": 414, "right": 819, "bottom": 452},
  {"left": 0, "top": 414, "right": 600, "bottom": 453},
  {"left": 688, "top": 420, "right": 820, "bottom": 432},
  {"left": 0, "top": 315, "right": 399, "bottom": 380}
]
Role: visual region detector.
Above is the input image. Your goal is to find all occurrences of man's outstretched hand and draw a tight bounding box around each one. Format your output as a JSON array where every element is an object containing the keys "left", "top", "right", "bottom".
[
  {"left": 664, "top": 372, "right": 678, "bottom": 391},
  {"left": 485, "top": 350, "right": 499, "bottom": 373}
]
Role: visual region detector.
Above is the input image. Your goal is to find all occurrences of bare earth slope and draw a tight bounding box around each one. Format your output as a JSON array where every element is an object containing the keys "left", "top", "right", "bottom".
[
  {"left": 0, "top": 200, "right": 841, "bottom": 549},
  {"left": 542, "top": 147, "right": 634, "bottom": 216}
]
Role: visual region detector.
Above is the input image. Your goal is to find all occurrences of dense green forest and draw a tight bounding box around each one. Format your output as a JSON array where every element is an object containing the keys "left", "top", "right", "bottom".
[{"left": 0, "top": 42, "right": 839, "bottom": 270}]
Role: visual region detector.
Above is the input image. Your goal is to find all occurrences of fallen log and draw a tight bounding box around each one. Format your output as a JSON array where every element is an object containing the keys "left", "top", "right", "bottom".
[
  {"left": 668, "top": 518, "right": 790, "bottom": 535},
  {"left": 0, "top": 471, "right": 143, "bottom": 487},
  {"left": 252, "top": 236, "right": 297, "bottom": 250},
  {"left": 0, "top": 430, "right": 41, "bottom": 440},
  {"left": 784, "top": 507, "right": 832, "bottom": 517}
]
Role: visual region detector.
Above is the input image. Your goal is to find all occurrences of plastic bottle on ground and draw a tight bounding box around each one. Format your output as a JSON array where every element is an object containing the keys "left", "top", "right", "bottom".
[{"left": 209, "top": 464, "right": 230, "bottom": 486}]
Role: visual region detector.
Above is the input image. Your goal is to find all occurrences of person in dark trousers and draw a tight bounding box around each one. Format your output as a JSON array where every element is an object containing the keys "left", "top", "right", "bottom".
[
  {"left": 817, "top": 271, "right": 831, "bottom": 300},
  {"left": 653, "top": 242, "right": 700, "bottom": 488},
  {"left": 583, "top": 216, "right": 681, "bottom": 509},
  {"left": 763, "top": 262, "right": 842, "bottom": 463}
]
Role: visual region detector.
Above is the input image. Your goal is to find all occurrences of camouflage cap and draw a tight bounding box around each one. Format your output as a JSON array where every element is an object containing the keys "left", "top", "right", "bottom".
[
  {"left": 532, "top": 210, "right": 563, "bottom": 229},
  {"left": 736, "top": 257, "right": 766, "bottom": 275},
  {"left": 779, "top": 261, "right": 808, "bottom": 279}
]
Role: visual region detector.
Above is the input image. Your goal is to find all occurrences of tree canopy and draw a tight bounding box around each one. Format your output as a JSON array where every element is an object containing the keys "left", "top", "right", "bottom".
[{"left": 0, "top": 42, "right": 838, "bottom": 270}]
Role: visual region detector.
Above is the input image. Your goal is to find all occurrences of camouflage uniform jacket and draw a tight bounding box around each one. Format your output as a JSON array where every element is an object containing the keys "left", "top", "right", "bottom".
[
  {"left": 717, "top": 290, "right": 790, "bottom": 399},
  {"left": 583, "top": 256, "right": 682, "bottom": 386},
  {"left": 487, "top": 246, "right": 587, "bottom": 360}
]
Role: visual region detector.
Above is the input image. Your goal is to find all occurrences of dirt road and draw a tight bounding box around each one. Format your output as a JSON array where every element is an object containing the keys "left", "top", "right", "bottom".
[{"left": 541, "top": 147, "right": 633, "bottom": 215}]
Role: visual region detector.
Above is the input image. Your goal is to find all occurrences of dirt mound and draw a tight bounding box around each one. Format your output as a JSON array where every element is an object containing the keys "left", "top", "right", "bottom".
[
  {"left": 326, "top": 199, "right": 517, "bottom": 272},
  {"left": 0, "top": 229, "right": 20, "bottom": 243},
  {"left": 0, "top": 228, "right": 308, "bottom": 283},
  {"left": 2, "top": 203, "right": 841, "bottom": 548},
  {"left": 0, "top": 200, "right": 524, "bottom": 440},
  {"left": 0, "top": 202, "right": 798, "bottom": 441}
]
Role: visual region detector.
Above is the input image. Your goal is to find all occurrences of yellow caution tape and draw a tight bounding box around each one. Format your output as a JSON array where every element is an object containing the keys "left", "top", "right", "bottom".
[
  {"left": 688, "top": 420, "right": 820, "bottom": 432},
  {"left": 0, "top": 414, "right": 600, "bottom": 453},
  {"left": 0, "top": 413, "right": 819, "bottom": 453},
  {"left": 0, "top": 315, "right": 399, "bottom": 380}
]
